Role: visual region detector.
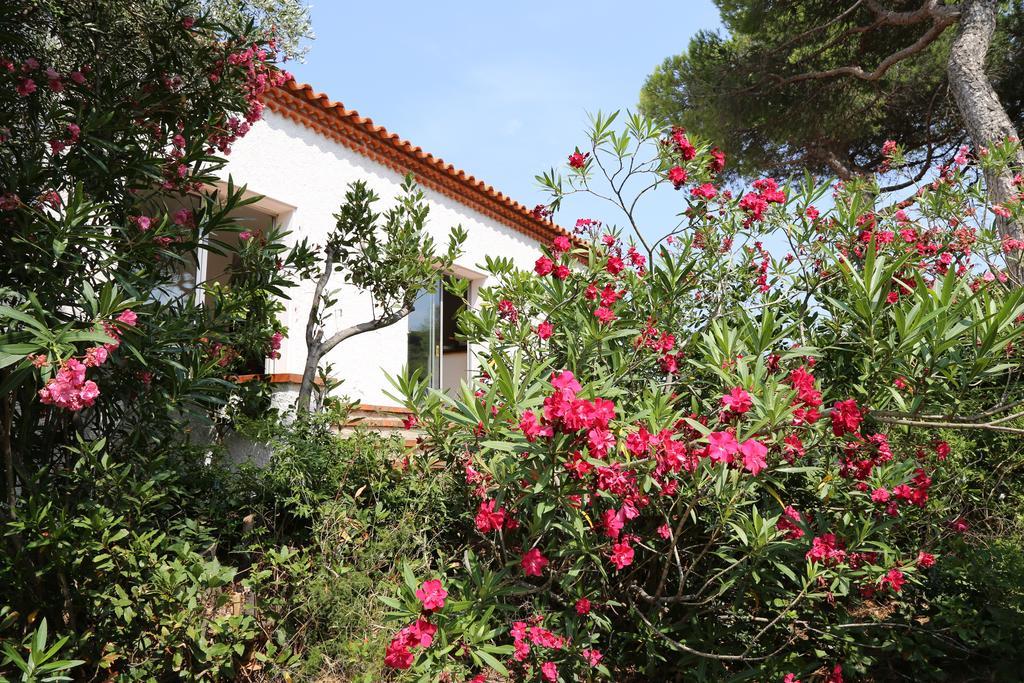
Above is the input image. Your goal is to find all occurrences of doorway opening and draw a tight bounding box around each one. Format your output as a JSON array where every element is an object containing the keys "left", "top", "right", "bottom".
[{"left": 407, "top": 276, "right": 470, "bottom": 395}]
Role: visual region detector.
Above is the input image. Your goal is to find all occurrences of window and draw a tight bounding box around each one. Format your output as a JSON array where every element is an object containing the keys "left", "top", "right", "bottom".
[{"left": 407, "top": 276, "right": 469, "bottom": 393}]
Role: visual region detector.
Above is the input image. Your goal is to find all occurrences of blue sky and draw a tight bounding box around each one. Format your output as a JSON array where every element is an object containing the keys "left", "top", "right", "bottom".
[{"left": 288, "top": 1, "right": 723, "bottom": 240}]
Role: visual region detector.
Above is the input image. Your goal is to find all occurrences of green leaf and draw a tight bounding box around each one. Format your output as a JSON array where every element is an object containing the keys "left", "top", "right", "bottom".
[{"left": 474, "top": 648, "right": 509, "bottom": 676}]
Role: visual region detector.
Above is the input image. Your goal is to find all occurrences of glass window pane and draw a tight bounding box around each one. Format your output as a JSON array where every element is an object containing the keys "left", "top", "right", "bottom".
[{"left": 407, "top": 284, "right": 440, "bottom": 388}]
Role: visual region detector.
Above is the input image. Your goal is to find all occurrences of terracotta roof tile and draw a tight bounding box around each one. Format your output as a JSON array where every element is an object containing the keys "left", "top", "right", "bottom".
[{"left": 262, "top": 80, "right": 571, "bottom": 247}]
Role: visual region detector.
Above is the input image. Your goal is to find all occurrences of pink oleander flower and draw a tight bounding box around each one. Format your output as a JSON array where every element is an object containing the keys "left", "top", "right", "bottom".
[
  {"left": 116, "top": 309, "right": 138, "bottom": 327},
  {"left": 550, "top": 370, "right": 581, "bottom": 394},
  {"left": 707, "top": 431, "right": 739, "bottom": 464},
  {"left": 721, "top": 386, "right": 752, "bottom": 414},
  {"left": 83, "top": 346, "right": 108, "bottom": 367},
  {"left": 739, "top": 438, "right": 767, "bottom": 475},
  {"left": 414, "top": 579, "right": 447, "bottom": 612},
  {"left": 38, "top": 358, "right": 99, "bottom": 411}
]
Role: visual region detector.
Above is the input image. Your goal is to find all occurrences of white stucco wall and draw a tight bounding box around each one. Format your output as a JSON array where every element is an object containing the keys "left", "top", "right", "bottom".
[{"left": 219, "top": 109, "right": 545, "bottom": 406}]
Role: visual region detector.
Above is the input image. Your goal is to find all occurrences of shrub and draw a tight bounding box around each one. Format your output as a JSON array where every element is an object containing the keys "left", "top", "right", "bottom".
[
  {"left": 383, "top": 118, "right": 1024, "bottom": 681},
  {"left": 224, "top": 414, "right": 465, "bottom": 681},
  {"left": 0, "top": 2, "right": 309, "bottom": 679}
]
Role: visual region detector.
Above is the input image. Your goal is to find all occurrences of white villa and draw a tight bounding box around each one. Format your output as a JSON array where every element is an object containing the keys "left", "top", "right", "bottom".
[{"left": 214, "top": 80, "right": 568, "bottom": 416}]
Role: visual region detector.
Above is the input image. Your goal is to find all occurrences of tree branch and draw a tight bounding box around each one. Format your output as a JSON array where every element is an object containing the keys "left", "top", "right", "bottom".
[
  {"left": 871, "top": 413, "right": 1024, "bottom": 435},
  {"left": 775, "top": 14, "right": 957, "bottom": 85},
  {"left": 864, "top": 0, "right": 960, "bottom": 25},
  {"left": 305, "top": 246, "right": 334, "bottom": 348},
  {"left": 319, "top": 306, "right": 412, "bottom": 355}
]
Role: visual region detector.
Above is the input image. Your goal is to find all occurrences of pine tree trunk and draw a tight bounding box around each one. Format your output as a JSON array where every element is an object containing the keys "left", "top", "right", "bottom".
[{"left": 947, "top": 0, "right": 1024, "bottom": 277}]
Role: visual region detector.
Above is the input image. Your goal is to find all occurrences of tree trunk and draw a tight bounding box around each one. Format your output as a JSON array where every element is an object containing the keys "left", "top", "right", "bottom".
[
  {"left": 295, "top": 344, "right": 320, "bottom": 413},
  {"left": 947, "top": 0, "right": 1024, "bottom": 277}
]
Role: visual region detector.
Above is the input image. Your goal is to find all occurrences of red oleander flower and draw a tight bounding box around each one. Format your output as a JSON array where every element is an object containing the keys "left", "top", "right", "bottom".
[
  {"left": 594, "top": 306, "right": 616, "bottom": 324},
  {"left": 879, "top": 567, "right": 906, "bottom": 592},
  {"left": 609, "top": 540, "right": 634, "bottom": 570},
  {"left": 568, "top": 150, "right": 589, "bottom": 169},
  {"left": 475, "top": 499, "right": 507, "bottom": 533},
  {"left": 383, "top": 639, "right": 414, "bottom": 669},
  {"left": 668, "top": 165, "right": 687, "bottom": 189},
  {"left": 708, "top": 146, "right": 726, "bottom": 172},
  {"left": 521, "top": 547, "right": 549, "bottom": 576},
  {"left": 806, "top": 534, "right": 846, "bottom": 565},
  {"left": 535, "top": 256, "right": 554, "bottom": 276},
  {"left": 691, "top": 182, "right": 717, "bottom": 200},
  {"left": 16, "top": 78, "right": 36, "bottom": 96},
  {"left": 776, "top": 505, "right": 804, "bottom": 540},
  {"left": 830, "top": 399, "right": 863, "bottom": 436}
]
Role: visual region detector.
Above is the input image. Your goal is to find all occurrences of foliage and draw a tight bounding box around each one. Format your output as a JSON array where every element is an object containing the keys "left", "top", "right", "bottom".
[
  {"left": 639, "top": 0, "right": 1024, "bottom": 185},
  {"left": 874, "top": 426, "right": 1024, "bottom": 680},
  {"left": 223, "top": 414, "right": 465, "bottom": 681},
  {"left": 383, "top": 114, "right": 1024, "bottom": 681},
  {"left": 0, "top": 618, "right": 84, "bottom": 683},
  {"left": 203, "top": 0, "right": 314, "bottom": 61}
]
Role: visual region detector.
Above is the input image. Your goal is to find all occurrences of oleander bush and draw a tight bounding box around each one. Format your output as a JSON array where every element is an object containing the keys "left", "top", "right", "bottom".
[{"left": 382, "top": 116, "right": 1024, "bottom": 681}]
